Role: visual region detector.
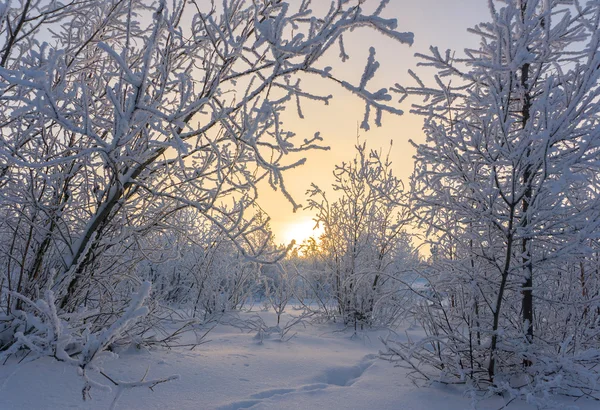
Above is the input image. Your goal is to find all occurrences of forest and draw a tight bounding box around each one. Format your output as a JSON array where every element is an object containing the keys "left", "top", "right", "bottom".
[{"left": 1, "top": 0, "right": 600, "bottom": 409}]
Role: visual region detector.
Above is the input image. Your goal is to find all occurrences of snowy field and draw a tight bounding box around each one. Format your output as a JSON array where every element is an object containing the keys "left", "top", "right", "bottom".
[{"left": 0, "top": 308, "right": 597, "bottom": 410}]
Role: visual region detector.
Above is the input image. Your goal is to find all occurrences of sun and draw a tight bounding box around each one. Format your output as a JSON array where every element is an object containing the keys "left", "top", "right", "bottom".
[{"left": 280, "top": 216, "right": 323, "bottom": 246}]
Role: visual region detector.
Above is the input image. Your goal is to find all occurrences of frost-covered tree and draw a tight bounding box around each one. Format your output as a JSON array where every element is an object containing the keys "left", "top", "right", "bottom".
[
  {"left": 0, "top": 0, "right": 414, "bottom": 401},
  {"left": 0, "top": 0, "right": 412, "bottom": 316},
  {"left": 138, "top": 207, "right": 261, "bottom": 318},
  {"left": 384, "top": 0, "right": 600, "bottom": 402},
  {"left": 307, "top": 141, "right": 416, "bottom": 327}
]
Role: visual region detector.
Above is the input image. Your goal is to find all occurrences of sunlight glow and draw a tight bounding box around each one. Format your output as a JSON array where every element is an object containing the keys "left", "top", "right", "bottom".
[{"left": 280, "top": 216, "right": 323, "bottom": 246}]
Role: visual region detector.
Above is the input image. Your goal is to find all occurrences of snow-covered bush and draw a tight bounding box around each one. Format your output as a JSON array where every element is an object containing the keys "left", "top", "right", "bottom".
[
  {"left": 383, "top": 0, "right": 600, "bottom": 403},
  {"left": 136, "top": 209, "right": 261, "bottom": 318},
  {"left": 306, "top": 141, "right": 418, "bottom": 328},
  {"left": 0, "top": 282, "right": 178, "bottom": 407}
]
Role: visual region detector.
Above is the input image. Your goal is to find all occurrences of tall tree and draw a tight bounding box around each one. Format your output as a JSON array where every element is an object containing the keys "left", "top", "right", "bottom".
[
  {"left": 384, "top": 0, "right": 600, "bottom": 402},
  {"left": 0, "top": 2, "right": 416, "bottom": 388},
  {"left": 0, "top": 0, "right": 413, "bottom": 314}
]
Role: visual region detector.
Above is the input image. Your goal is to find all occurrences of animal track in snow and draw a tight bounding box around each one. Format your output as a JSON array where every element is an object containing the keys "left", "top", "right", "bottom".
[{"left": 250, "top": 388, "right": 296, "bottom": 399}]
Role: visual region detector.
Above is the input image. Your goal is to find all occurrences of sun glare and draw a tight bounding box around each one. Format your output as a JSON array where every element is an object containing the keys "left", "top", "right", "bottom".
[{"left": 280, "top": 216, "right": 323, "bottom": 246}]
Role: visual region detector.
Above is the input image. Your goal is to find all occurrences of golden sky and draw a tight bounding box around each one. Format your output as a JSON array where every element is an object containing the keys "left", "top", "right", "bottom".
[{"left": 259, "top": 0, "right": 489, "bottom": 246}]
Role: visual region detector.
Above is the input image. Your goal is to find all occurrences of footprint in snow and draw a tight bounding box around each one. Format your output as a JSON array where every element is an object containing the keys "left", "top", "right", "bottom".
[
  {"left": 312, "top": 354, "right": 376, "bottom": 387},
  {"left": 216, "top": 355, "right": 376, "bottom": 409}
]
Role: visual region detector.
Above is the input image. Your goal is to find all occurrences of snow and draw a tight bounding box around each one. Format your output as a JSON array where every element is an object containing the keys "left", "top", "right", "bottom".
[{"left": 1, "top": 308, "right": 598, "bottom": 410}]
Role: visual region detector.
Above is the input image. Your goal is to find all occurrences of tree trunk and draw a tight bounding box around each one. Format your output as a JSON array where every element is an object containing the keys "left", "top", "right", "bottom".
[{"left": 521, "top": 61, "right": 534, "bottom": 348}]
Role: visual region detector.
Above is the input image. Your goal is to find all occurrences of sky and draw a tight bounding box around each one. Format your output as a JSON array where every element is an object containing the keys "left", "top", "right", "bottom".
[{"left": 259, "top": 0, "right": 491, "bottom": 246}]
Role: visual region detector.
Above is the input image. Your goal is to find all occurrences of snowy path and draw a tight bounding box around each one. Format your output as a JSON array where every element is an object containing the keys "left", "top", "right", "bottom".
[{"left": 1, "top": 310, "right": 597, "bottom": 410}]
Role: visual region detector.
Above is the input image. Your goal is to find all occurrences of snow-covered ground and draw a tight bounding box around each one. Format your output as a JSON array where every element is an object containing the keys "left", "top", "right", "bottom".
[{"left": 0, "top": 308, "right": 597, "bottom": 410}]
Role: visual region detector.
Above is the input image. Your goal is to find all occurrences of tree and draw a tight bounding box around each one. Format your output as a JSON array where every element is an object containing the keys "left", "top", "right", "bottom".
[
  {"left": 307, "top": 141, "right": 416, "bottom": 327},
  {"left": 0, "top": 0, "right": 412, "bottom": 313},
  {"left": 0, "top": 0, "right": 414, "bottom": 400},
  {"left": 138, "top": 207, "right": 261, "bottom": 318},
  {"left": 384, "top": 0, "right": 600, "bottom": 402}
]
